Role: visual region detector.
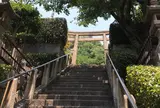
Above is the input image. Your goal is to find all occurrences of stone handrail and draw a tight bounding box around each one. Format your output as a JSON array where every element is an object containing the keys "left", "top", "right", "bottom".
[
  {"left": 0, "top": 53, "right": 72, "bottom": 108},
  {"left": 106, "top": 54, "right": 137, "bottom": 108}
]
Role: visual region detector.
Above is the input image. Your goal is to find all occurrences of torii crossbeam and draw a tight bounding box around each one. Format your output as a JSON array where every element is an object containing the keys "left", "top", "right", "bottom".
[{"left": 68, "top": 30, "right": 110, "bottom": 65}]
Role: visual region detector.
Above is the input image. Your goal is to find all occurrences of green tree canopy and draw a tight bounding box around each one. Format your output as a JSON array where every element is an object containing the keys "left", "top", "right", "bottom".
[
  {"left": 11, "top": 2, "right": 41, "bottom": 34},
  {"left": 35, "top": 0, "right": 151, "bottom": 49},
  {"left": 77, "top": 41, "right": 105, "bottom": 65}
]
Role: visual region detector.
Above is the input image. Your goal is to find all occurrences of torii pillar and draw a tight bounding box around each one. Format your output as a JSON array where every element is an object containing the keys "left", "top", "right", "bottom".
[
  {"left": 103, "top": 33, "right": 108, "bottom": 59},
  {"left": 72, "top": 34, "right": 79, "bottom": 65}
]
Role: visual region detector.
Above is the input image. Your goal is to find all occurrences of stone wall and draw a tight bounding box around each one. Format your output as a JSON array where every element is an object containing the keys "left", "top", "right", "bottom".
[{"left": 22, "top": 43, "right": 61, "bottom": 54}]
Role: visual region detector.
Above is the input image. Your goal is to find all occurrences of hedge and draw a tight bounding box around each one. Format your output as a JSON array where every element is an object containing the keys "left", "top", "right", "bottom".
[
  {"left": 126, "top": 65, "right": 160, "bottom": 108},
  {"left": 16, "top": 18, "right": 68, "bottom": 46},
  {"left": 25, "top": 53, "right": 58, "bottom": 66},
  {"left": 110, "top": 45, "right": 138, "bottom": 79},
  {"left": 37, "top": 18, "right": 68, "bottom": 46}
]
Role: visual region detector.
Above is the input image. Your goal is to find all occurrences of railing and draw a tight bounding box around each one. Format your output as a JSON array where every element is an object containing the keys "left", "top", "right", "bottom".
[
  {"left": 106, "top": 54, "right": 137, "bottom": 108},
  {"left": 0, "top": 53, "right": 71, "bottom": 108},
  {"left": 0, "top": 37, "right": 34, "bottom": 76}
]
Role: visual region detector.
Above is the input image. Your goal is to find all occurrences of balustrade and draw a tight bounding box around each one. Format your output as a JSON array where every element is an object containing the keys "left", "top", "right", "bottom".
[
  {"left": 0, "top": 53, "right": 71, "bottom": 107},
  {"left": 106, "top": 54, "right": 137, "bottom": 108}
]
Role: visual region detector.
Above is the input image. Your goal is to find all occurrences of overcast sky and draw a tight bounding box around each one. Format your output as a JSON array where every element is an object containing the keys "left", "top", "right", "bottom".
[{"left": 37, "top": 6, "right": 115, "bottom": 32}]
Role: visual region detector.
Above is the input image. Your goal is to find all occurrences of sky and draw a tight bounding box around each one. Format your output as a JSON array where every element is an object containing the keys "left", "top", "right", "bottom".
[{"left": 37, "top": 6, "right": 115, "bottom": 32}]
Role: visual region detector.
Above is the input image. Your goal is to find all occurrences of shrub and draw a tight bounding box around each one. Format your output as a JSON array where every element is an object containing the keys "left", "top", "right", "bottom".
[
  {"left": 110, "top": 45, "right": 138, "bottom": 79},
  {"left": 25, "top": 53, "right": 58, "bottom": 65},
  {"left": 126, "top": 65, "right": 160, "bottom": 108},
  {"left": 15, "top": 18, "right": 68, "bottom": 46},
  {"left": 37, "top": 18, "right": 68, "bottom": 46},
  {"left": 16, "top": 32, "right": 37, "bottom": 44}
]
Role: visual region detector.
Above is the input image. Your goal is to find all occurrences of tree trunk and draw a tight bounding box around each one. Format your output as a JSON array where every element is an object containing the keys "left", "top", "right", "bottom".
[{"left": 110, "top": 11, "right": 141, "bottom": 49}]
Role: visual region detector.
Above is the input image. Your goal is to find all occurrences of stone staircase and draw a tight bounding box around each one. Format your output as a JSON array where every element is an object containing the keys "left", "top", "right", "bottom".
[{"left": 28, "top": 66, "right": 114, "bottom": 108}]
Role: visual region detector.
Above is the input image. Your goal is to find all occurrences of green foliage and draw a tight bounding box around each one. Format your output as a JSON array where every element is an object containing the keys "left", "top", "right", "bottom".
[
  {"left": 133, "top": 5, "right": 144, "bottom": 23},
  {"left": 110, "top": 45, "right": 138, "bottom": 79},
  {"left": 35, "top": 0, "right": 142, "bottom": 26},
  {"left": 35, "top": 0, "right": 146, "bottom": 49},
  {"left": 16, "top": 32, "right": 37, "bottom": 44},
  {"left": 25, "top": 53, "right": 58, "bottom": 65},
  {"left": 11, "top": 2, "right": 41, "bottom": 34},
  {"left": 37, "top": 18, "right": 68, "bottom": 46},
  {"left": 77, "top": 42, "right": 105, "bottom": 65},
  {"left": 16, "top": 18, "right": 68, "bottom": 46},
  {"left": 0, "top": 64, "right": 12, "bottom": 81},
  {"left": 126, "top": 65, "right": 160, "bottom": 108}
]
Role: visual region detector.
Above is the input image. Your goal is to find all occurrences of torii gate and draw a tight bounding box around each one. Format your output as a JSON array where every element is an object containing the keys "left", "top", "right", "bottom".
[{"left": 68, "top": 30, "right": 109, "bottom": 65}]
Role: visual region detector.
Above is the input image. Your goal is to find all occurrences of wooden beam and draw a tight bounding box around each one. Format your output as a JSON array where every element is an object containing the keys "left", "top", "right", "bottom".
[
  {"left": 4, "top": 78, "right": 18, "bottom": 108},
  {"left": 68, "top": 37, "right": 109, "bottom": 42},
  {"left": 68, "top": 31, "right": 109, "bottom": 36}
]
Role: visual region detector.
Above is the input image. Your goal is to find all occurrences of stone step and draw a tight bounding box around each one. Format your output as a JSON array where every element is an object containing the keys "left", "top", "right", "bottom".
[
  {"left": 37, "top": 94, "right": 112, "bottom": 100},
  {"left": 43, "top": 106, "right": 111, "bottom": 108},
  {"left": 71, "top": 68, "right": 105, "bottom": 71},
  {"left": 53, "top": 81, "right": 108, "bottom": 85},
  {"left": 41, "top": 90, "right": 109, "bottom": 95},
  {"left": 28, "top": 66, "right": 114, "bottom": 108},
  {"left": 63, "top": 74, "right": 106, "bottom": 77},
  {"left": 57, "top": 79, "right": 108, "bottom": 83},
  {"left": 64, "top": 73, "right": 107, "bottom": 78},
  {"left": 58, "top": 78, "right": 106, "bottom": 81},
  {"left": 65, "top": 72, "right": 105, "bottom": 75},
  {"left": 49, "top": 84, "right": 107, "bottom": 88},
  {"left": 28, "top": 99, "right": 113, "bottom": 107},
  {"left": 46, "top": 86, "right": 109, "bottom": 91},
  {"left": 59, "top": 76, "right": 107, "bottom": 79},
  {"left": 67, "top": 71, "right": 105, "bottom": 73}
]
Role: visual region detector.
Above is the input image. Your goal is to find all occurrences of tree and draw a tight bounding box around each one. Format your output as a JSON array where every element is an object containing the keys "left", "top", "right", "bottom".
[
  {"left": 35, "top": 0, "right": 150, "bottom": 49},
  {"left": 77, "top": 41, "right": 105, "bottom": 65},
  {"left": 11, "top": 2, "right": 41, "bottom": 35},
  {"left": 37, "top": 18, "right": 68, "bottom": 45}
]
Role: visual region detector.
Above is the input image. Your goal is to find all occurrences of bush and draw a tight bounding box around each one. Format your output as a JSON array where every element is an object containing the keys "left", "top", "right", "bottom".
[
  {"left": 25, "top": 53, "right": 58, "bottom": 65},
  {"left": 0, "top": 64, "right": 12, "bottom": 81},
  {"left": 16, "top": 32, "right": 37, "bottom": 44},
  {"left": 37, "top": 18, "right": 68, "bottom": 46},
  {"left": 15, "top": 18, "right": 68, "bottom": 46},
  {"left": 11, "top": 2, "right": 41, "bottom": 34},
  {"left": 126, "top": 65, "right": 160, "bottom": 108},
  {"left": 110, "top": 45, "right": 138, "bottom": 79}
]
